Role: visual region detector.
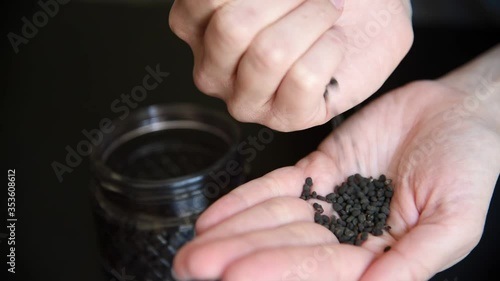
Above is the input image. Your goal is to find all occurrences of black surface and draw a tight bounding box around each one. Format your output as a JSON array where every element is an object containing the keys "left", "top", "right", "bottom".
[{"left": 2, "top": 2, "right": 499, "bottom": 281}]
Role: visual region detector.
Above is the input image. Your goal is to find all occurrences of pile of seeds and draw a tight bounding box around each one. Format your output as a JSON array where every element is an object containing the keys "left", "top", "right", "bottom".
[{"left": 300, "top": 174, "right": 394, "bottom": 246}]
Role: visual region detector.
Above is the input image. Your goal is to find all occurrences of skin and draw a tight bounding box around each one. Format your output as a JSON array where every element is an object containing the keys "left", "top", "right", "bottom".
[
  {"left": 169, "top": 0, "right": 413, "bottom": 132},
  {"left": 173, "top": 46, "right": 500, "bottom": 281}
]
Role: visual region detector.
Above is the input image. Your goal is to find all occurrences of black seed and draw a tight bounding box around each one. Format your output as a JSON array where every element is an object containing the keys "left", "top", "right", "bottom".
[
  {"left": 344, "top": 228, "right": 355, "bottom": 237},
  {"left": 326, "top": 193, "right": 336, "bottom": 201},
  {"left": 358, "top": 224, "right": 364, "bottom": 231},
  {"left": 314, "top": 212, "right": 321, "bottom": 223},
  {"left": 384, "top": 246, "right": 391, "bottom": 252},
  {"left": 334, "top": 227, "right": 345, "bottom": 237},
  {"left": 338, "top": 185, "right": 346, "bottom": 195},
  {"left": 313, "top": 203, "right": 324, "bottom": 213},
  {"left": 321, "top": 215, "right": 330, "bottom": 224},
  {"left": 385, "top": 190, "right": 394, "bottom": 198},
  {"left": 329, "top": 78, "right": 338, "bottom": 87},
  {"left": 305, "top": 177, "right": 313, "bottom": 187},
  {"left": 377, "top": 189, "right": 385, "bottom": 198},
  {"left": 332, "top": 202, "right": 342, "bottom": 212},
  {"left": 304, "top": 175, "right": 393, "bottom": 246},
  {"left": 358, "top": 214, "right": 366, "bottom": 223},
  {"left": 344, "top": 204, "right": 352, "bottom": 212},
  {"left": 317, "top": 195, "right": 327, "bottom": 201},
  {"left": 360, "top": 232, "right": 369, "bottom": 241},
  {"left": 384, "top": 225, "right": 392, "bottom": 231},
  {"left": 373, "top": 228, "right": 383, "bottom": 236},
  {"left": 375, "top": 221, "right": 385, "bottom": 229}
]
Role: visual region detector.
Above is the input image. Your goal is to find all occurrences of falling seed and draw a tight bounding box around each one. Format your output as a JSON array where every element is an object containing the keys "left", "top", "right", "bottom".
[{"left": 305, "top": 177, "right": 313, "bottom": 187}]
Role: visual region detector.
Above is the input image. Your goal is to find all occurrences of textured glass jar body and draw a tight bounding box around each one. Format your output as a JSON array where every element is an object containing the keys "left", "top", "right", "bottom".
[{"left": 90, "top": 104, "right": 244, "bottom": 281}]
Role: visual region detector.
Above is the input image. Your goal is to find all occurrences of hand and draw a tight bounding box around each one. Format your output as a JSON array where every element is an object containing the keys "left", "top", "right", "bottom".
[
  {"left": 172, "top": 47, "right": 500, "bottom": 280},
  {"left": 169, "top": 0, "right": 413, "bottom": 131}
]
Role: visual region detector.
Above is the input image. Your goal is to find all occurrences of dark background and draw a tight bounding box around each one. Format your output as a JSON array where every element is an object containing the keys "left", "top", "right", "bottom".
[{"left": 2, "top": 1, "right": 499, "bottom": 280}]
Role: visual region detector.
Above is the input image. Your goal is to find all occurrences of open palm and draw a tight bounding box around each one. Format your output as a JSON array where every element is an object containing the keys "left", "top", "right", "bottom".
[{"left": 173, "top": 79, "right": 500, "bottom": 281}]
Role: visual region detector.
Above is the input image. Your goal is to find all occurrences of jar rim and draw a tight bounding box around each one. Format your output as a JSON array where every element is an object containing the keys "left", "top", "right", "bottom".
[{"left": 90, "top": 103, "right": 241, "bottom": 193}]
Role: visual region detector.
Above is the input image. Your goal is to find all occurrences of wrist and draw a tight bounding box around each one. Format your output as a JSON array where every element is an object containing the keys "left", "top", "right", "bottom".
[{"left": 439, "top": 44, "right": 500, "bottom": 141}]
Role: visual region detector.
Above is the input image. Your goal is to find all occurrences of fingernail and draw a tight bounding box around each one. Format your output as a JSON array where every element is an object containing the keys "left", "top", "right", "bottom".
[{"left": 331, "top": 0, "right": 345, "bottom": 9}]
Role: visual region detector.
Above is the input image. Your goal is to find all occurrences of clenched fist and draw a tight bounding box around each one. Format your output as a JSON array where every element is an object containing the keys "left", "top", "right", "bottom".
[{"left": 169, "top": 0, "right": 413, "bottom": 131}]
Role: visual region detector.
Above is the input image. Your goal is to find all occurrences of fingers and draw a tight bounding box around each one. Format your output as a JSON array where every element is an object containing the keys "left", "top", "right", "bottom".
[
  {"left": 222, "top": 244, "right": 374, "bottom": 281},
  {"left": 196, "top": 152, "right": 345, "bottom": 234},
  {"left": 197, "top": 0, "right": 306, "bottom": 95},
  {"left": 174, "top": 222, "right": 337, "bottom": 280},
  {"left": 360, "top": 222, "right": 480, "bottom": 281},
  {"left": 328, "top": 2, "right": 414, "bottom": 118},
  {"left": 228, "top": 0, "right": 343, "bottom": 125},
  {"left": 196, "top": 197, "right": 314, "bottom": 242},
  {"left": 169, "top": 0, "right": 227, "bottom": 44},
  {"left": 269, "top": 28, "right": 346, "bottom": 130},
  {"left": 196, "top": 166, "right": 305, "bottom": 233}
]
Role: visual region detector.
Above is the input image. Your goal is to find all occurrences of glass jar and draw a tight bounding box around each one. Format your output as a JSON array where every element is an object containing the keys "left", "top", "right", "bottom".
[{"left": 90, "top": 104, "right": 244, "bottom": 281}]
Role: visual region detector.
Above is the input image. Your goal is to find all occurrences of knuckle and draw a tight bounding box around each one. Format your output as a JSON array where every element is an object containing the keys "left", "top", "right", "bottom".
[
  {"left": 226, "top": 99, "right": 257, "bottom": 122},
  {"left": 267, "top": 102, "right": 323, "bottom": 132},
  {"left": 168, "top": 11, "right": 191, "bottom": 42},
  {"left": 248, "top": 36, "right": 287, "bottom": 72},
  {"left": 288, "top": 64, "right": 323, "bottom": 94},
  {"left": 193, "top": 68, "right": 218, "bottom": 96},
  {"left": 210, "top": 10, "right": 249, "bottom": 48}
]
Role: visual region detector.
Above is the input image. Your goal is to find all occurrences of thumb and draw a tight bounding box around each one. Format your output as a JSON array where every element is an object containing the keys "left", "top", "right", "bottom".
[{"left": 360, "top": 220, "right": 480, "bottom": 281}]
